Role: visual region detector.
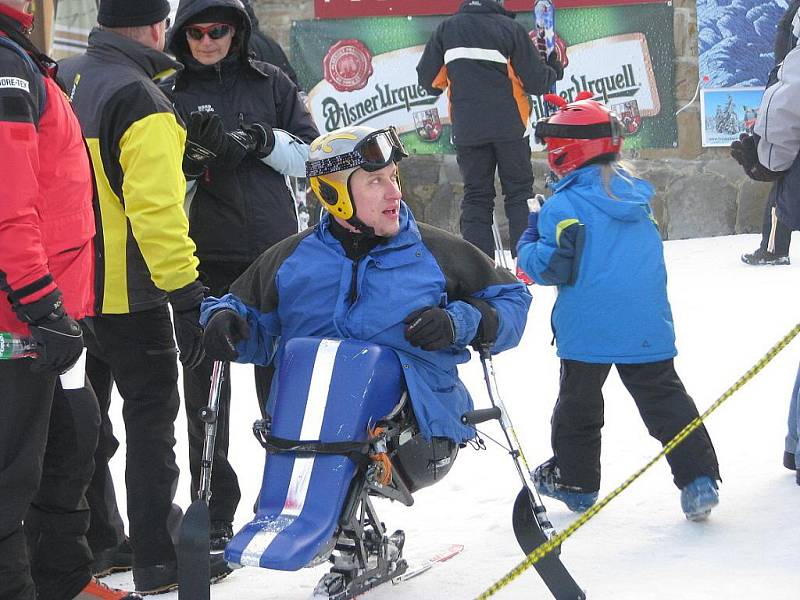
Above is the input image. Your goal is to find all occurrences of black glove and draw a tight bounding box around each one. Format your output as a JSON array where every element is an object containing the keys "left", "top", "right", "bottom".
[
  {"left": 546, "top": 52, "right": 564, "bottom": 81},
  {"left": 184, "top": 111, "right": 226, "bottom": 175},
  {"left": 12, "top": 289, "right": 83, "bottom": 374},
  {"left": 202, "top": 309, "right": 250, "bottom": 361},
  {"left": 463, "top": 298, "right": 499, "bottom": 352},
  {"left": 730, "top": 133, "right": 786, "bottom": 182},
  {"left": 229, "top": 122, "right": 276, "bottom": 159},
  {"left": 168, "top": 280, "right": 207, "bottom": 369},
  {"left": 403, "top": 307, "right": 455, "bottom": 352}
]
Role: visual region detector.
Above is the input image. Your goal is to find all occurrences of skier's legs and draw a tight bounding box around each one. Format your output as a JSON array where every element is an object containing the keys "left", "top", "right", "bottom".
[
  {"left": 82, "top": 336, "right": 126, "bottom": 556},
  {"left": 456, "top": 143, "right": 498, "bottom": 258},
  {"left": 27, "top": 380, "right": 100, "bottom": 600},
  {"left": 617, "top": 360, "right": 720, "bottom": 489},
  {"left": 786, "top": 360, "right": 800, "bottom": 460},
  {"left": 494, "top": 137, "right": 535, "bottom": 257},
  {"left": 756, "top": 187, "right": 791, "bottom": 256},
  {"left": 0, "top": 361, "right": 57, "bottom": 600},
  {"left": 92, "top": 307, "right": 181, "bottom": 568},
  {"left": 550, "top": 360, "right": 612, "bottom": 490}
]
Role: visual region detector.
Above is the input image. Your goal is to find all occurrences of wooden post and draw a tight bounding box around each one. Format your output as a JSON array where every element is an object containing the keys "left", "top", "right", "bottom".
[{"left": 30, "top": 0, "right": 55, "bottom": 54}]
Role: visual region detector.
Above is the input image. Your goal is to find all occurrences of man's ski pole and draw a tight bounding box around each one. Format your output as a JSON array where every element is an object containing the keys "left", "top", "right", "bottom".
[
  {"left": 178, "top": 360, "right": 226, "bottom": 600},
  {"left": 462, "top": 345, "right": 585, "bottom": 600}
]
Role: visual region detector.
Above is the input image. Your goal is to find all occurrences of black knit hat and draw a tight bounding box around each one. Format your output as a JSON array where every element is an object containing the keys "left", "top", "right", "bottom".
[
  {"left": 98, "top": 0, "right": 171, "bottom": 27},
  {"left": 184, "top": 7, "right": 242, "bottom": 27}
]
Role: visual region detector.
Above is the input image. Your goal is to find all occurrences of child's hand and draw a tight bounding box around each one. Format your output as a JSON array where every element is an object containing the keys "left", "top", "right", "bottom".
[{"left": 517, "top": 211, "right": 541, "bottom": 251}]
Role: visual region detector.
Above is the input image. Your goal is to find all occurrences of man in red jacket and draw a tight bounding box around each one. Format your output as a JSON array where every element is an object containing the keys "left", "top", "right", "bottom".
[{"left": 0, "top": 1, "right": 139, "bottom": 598}]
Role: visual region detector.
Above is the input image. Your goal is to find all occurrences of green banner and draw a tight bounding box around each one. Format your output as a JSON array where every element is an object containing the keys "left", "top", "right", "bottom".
[{"left": 291, "top": 4, "right": 676, "bottom": 153}]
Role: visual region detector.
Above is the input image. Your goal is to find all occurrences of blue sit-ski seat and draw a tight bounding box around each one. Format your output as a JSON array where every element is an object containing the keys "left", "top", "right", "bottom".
[{"left": 225, "top": 337, "right": 403, "bottom": 570}]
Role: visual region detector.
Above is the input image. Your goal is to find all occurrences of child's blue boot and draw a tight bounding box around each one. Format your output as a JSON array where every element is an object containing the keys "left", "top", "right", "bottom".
[
  {"left": 531, "top": 457, "right": 598, "bottom": 513},
  {"left": 680, "top": 476, "right": 719, "bottom": 521}
]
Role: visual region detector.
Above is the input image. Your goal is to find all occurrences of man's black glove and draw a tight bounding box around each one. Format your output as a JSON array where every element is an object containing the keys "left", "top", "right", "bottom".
[
  {"left": 403, "top": 307, "right": 455, "bottom": 352},
  {"left": 168, "top": 280, "right": 207, "bottom": 369},
  {"left": 183, "top": 111, "right": 226, "bottom": 177},
  {"left": 12, "top": 289, "right": 83, "bottom": 374},
  {"left": 463, "top": 298, "right": 499, "bottom": 352},
  {"left": 730, "top": 133, "right": 786, "bottom": 182},
  {"left": 202, "top": 309, "right": 250, "bottom": 361},
  {"left": 229, "top": 122, "right": 276, "bottom": 159},
  {"left": 546, "top": 52, "right": 564, "bottom": 81}
]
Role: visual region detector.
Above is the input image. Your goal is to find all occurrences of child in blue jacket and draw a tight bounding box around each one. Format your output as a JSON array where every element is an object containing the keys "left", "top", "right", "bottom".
[{"left": 517, "top": 95, "right": 720, "bottom": 521}]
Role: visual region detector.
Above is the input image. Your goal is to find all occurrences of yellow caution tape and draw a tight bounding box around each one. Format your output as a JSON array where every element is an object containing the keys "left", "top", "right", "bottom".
[{"left": 475, "top": 322, "right": 800, "bottom": 600}]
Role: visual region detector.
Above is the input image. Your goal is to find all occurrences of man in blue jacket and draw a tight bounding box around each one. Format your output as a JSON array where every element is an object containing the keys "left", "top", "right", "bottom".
[{"left": 199, "top": 125, "right": 531, "bottom": 444}]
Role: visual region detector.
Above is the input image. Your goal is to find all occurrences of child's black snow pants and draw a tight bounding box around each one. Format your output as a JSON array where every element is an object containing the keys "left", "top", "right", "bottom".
[{"left": 550, "top": 358, "right": 720, "bottom": 491}]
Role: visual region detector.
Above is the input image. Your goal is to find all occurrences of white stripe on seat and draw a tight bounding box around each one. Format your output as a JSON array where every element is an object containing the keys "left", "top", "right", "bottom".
[
  {"left": 444, "top": 47, "right": 508, "bottom": 65},
  {"left": 240, "top": 338, "right": 341, "bottom": 567}
]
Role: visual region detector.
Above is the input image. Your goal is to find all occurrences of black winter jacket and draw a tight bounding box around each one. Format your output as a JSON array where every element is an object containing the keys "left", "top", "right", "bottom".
[
  {"left": 164, "top": 0, "right": 319, "bottom": 264},
  {"left": 416, "top": 0, "right": 557, "bottom": 146}
]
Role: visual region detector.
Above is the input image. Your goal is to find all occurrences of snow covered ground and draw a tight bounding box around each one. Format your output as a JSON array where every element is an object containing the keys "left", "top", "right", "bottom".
[{"left": 104, "top": 233, "right": 800, "bottom": 599}]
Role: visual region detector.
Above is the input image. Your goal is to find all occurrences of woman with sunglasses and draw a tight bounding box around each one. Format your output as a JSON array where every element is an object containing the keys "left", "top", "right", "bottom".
[{"left": 162, "top": 0, "right": 319, "bottom": 552}]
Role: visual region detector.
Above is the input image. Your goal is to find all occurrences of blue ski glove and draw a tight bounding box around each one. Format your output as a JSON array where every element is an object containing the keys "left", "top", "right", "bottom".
[{"left": 516, "top": 211, "right": 541, "bottom": 254}]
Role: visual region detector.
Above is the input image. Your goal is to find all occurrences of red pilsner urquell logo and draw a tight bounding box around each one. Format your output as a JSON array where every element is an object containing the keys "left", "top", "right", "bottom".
[{"left": 323, "top": 39, "right": 374, "bottom": 92}]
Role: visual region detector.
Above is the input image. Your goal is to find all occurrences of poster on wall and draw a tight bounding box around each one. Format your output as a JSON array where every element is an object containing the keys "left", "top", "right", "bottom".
[
  {"left": 700, "top": 87, "right": 763, "bottom": 147},
  {"left": 291, "top": 3, "right": 677, "bottom": 154},
  {"left": 696, "top": 0, "right": 786, "bottom": 146},
  {"left": 314, "top": 0, "right": 666, "bottom": 19}
]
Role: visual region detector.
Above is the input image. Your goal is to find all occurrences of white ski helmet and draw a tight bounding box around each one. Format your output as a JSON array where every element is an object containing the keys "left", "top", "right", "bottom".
[{"left": 306, "top": 125, "right": 408, "bottom": 231}]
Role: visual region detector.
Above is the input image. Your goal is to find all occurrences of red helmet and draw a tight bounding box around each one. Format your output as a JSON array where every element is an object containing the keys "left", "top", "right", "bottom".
[{"left": 534, "top": 92, "right": 624, "bottom": 177}]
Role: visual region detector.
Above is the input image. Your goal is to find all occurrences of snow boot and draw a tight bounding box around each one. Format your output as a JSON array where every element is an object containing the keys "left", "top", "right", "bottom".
[
  {"left": 531, "top": 458, "right": 598, "bottom": 513},
  {"left": 680, "top": 476, "right": 719, "bottom": 521},
  {"left": 133, "top": 553, "right": 232, "bottom": 594},
  {"left": 73, "top": 577, "right": 142, "bottom": 599},
  {"left": 741, "top": 248, "right": 790, "bottom": 266},
  {"left": 92, "top": 538, "right": 133, "bottom": 578},
  {"left": 210, "top": 520, "right": 234, "bottom": 552}
]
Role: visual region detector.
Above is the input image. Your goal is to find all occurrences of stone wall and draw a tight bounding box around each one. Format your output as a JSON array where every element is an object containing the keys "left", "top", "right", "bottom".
[{"left": 252, "top": 0, "right": 771, "bottom": 241}]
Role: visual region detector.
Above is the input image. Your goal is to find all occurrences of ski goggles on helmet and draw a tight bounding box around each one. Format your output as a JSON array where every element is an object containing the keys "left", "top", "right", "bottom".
[
  {"left": 534, "top": 112, "right": 625, "bottom": 145},
  {"left": 184, "top": 23, "right": 234, "bottom": 41},
  {"left": 306, "top": 126, "right": 409, "bottom": 178}
]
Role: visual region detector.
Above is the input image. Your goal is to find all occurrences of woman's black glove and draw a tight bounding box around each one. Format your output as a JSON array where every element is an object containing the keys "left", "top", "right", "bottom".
[
  {"left": 403, "top": 307, "right": 455, "bottom": 351},
  {"left": 183, "top": 111, "right": 225, "bottom": 175},
  {"left": 230, "top": 122, "right": 276, "bottom": 159},
  {"left": 202, "top": 309, "right": 250, "bottom": 361}
]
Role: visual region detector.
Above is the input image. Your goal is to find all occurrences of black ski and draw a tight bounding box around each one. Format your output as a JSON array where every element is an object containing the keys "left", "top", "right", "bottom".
[
  {"left": 178, "top": 499, "right": 210, "bottom": 600},
  {"left": 512, "top": 488, "right": 586, "bottom": 600}
]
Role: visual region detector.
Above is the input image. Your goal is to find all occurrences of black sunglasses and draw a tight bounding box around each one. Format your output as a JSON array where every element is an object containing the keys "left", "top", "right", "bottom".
[{"left": 184, "top": 23, "right": 234, "bottom": 41}]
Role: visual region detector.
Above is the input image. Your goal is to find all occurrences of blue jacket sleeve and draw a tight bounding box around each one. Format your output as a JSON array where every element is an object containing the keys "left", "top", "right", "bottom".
[
  {"left": 517, "top": 203, "right": 584, "bottom": 286},
  {"left": 200, "top": 293, "right": 281, "bottom": 366}
]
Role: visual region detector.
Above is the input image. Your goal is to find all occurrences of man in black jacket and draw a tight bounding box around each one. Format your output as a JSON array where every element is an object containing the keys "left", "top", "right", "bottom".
[
  {"left": 416, "top": 0, "right": 562, "bottom": 273},
  {"left": 163, "top": 0, "right": 319, "bottom": 552}
]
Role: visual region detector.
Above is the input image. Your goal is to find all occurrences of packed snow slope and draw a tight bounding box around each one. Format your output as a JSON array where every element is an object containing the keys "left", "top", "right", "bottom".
[{"left": 105, "top": 233, "right": 800, "bottom": 599}]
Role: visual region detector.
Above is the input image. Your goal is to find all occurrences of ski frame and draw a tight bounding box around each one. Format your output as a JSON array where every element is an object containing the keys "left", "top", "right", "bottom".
[
  {"left": 469, "top": 346, "right": 586, "bottom": 600},
  {"left": 178, "top": 360, "right": 226, "bottom": 600}
]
